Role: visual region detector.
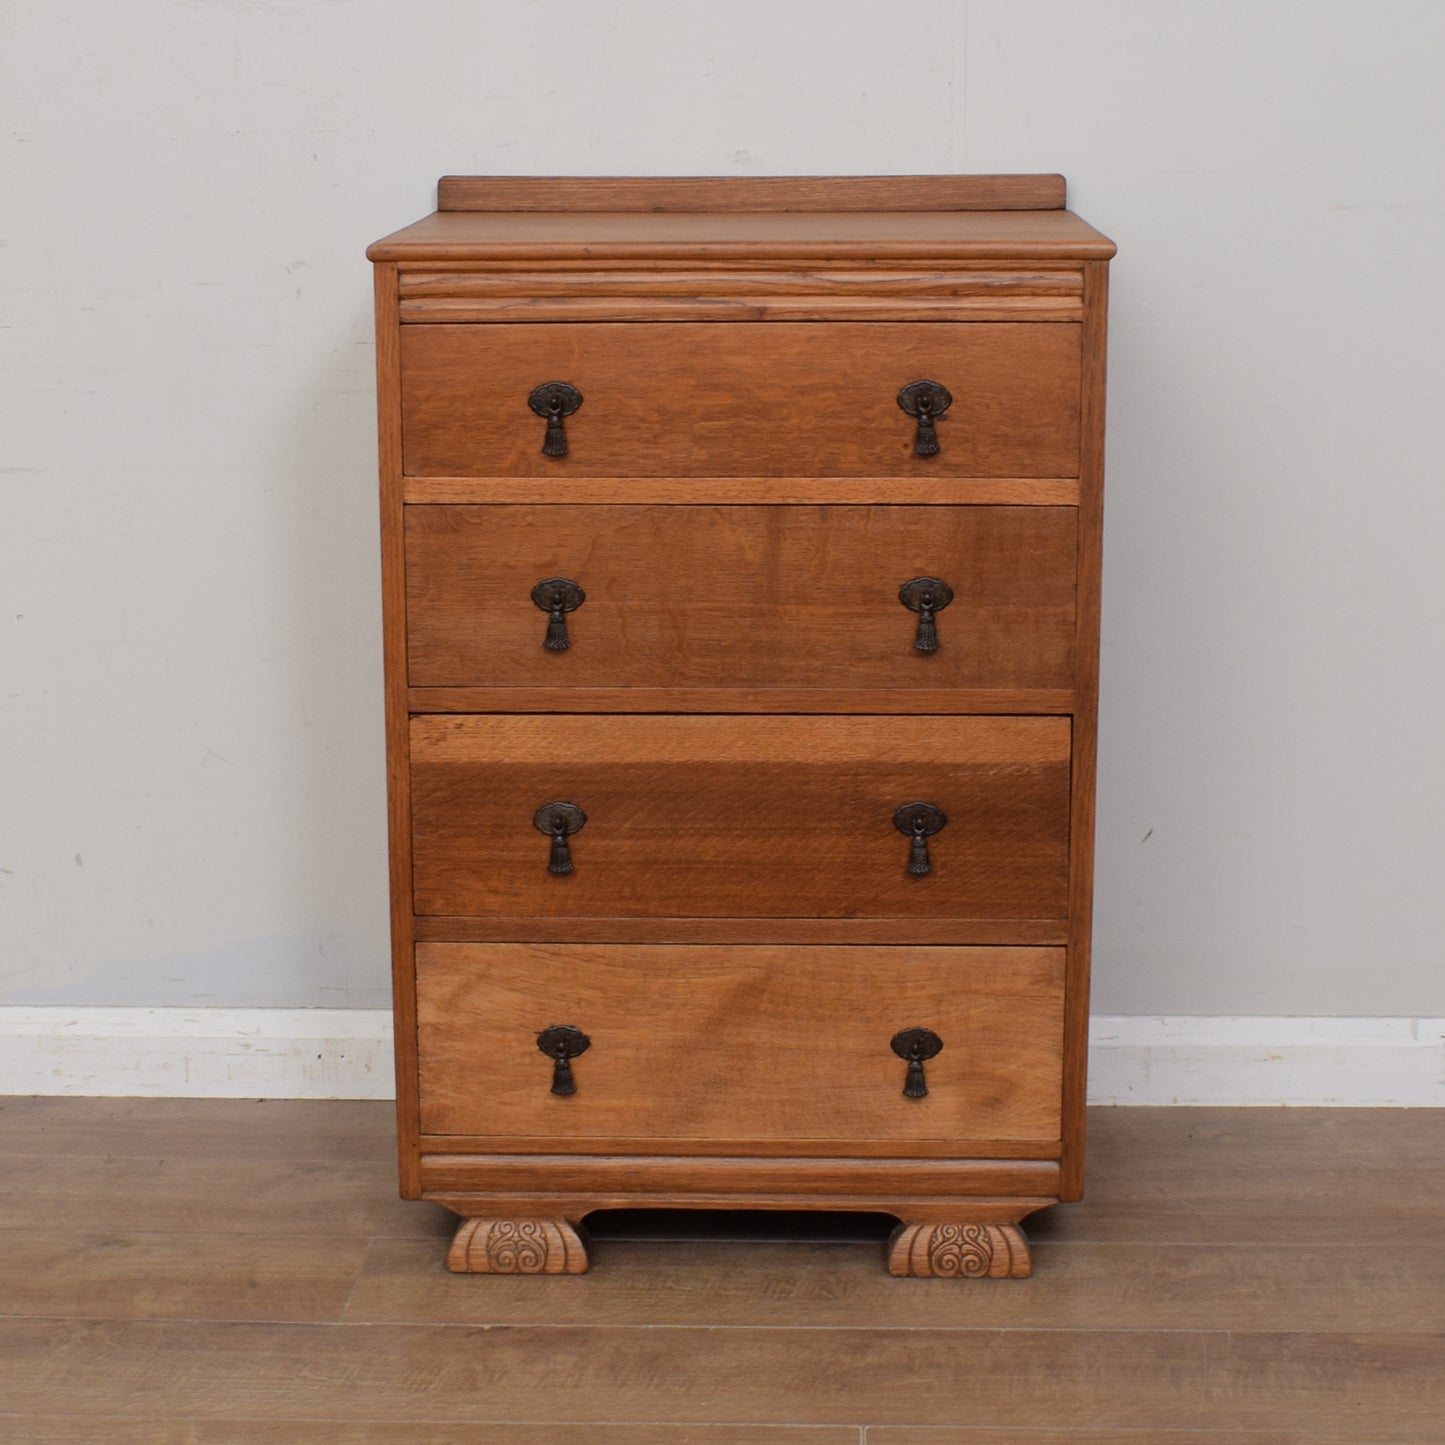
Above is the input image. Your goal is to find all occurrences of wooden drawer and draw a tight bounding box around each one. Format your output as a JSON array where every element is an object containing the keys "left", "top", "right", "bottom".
[
  {"left": 410, "top": 714, "right": 1071, "bottom": 920},
  {"left": 406, "top": 503, "right": 1077, "bottom": 693},
  {"left": 416, "top": 942, "right": 1065, "bottom": 1144},
  {"left": 399, "top": 322, "right": 1081, "bottom": 478}
]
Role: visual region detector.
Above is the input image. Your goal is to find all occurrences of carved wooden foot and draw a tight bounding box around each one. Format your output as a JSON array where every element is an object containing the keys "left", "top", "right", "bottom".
[
  {"left": 887, "top": 1221, "right": 1032, "bottom": 1278},
  {"left": 447, "top": 1217, "right": 589, "bottom": 1274}
]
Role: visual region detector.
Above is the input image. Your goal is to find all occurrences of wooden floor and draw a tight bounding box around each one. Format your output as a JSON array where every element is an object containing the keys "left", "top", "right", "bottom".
[{"left": 0, "top": 1102, "right": 1441, "bottom": 1442}]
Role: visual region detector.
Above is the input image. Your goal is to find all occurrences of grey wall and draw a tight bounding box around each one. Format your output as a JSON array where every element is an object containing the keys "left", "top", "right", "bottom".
[{"left": 2, "top": 1, "right": 1442, "bottom": 1014}]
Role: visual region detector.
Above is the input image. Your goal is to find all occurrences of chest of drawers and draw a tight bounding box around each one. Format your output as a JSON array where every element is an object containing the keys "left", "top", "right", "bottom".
[{"left": 368, "top": 174, "right": 1114, "bottom": 1278}]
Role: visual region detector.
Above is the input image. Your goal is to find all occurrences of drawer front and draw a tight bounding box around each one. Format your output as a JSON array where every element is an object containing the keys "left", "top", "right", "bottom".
[
  {"left": 406, "top": 504, "right": 1077, "bottom": 692},
  {"left": 410, "top": 714, "right": 1070, "bottom": 920},
  {"left": 417, "top": 942, "right": 1064, "bottom": 1143},
  {"left": 400, "top": 322, "right": 1081, "bottom": 478}
]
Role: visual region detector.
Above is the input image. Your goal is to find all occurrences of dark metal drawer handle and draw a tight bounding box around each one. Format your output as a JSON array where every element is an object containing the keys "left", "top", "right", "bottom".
[
  {"left": 891, "top": 1027, "right": 943, "bottom": 1098},
  {"left": 533, "top": 801, "right": 586, "bottom": 875},
  {"left": 531, "top": 577, "right": 586, "bottom": 651},
  {"left": 892, "top": 802, "right": 947, "bottom": 876},
  {"left": 899, "top": 576, "right": 954, "bottom": 653},
  {"left": 528, "top": 381, "right": 583, "bottom": 457},
  {"left": 537, "top": 1025, "right": 590, "bottom": 1096},
  {"left": 896, "top": 380, "right": 953, "bottom": 458}
]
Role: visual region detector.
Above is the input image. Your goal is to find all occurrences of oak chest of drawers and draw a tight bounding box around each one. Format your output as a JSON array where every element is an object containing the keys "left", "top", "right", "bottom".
[{"left": 367, "top": 174, "right": 1114, "bottom": 1278}]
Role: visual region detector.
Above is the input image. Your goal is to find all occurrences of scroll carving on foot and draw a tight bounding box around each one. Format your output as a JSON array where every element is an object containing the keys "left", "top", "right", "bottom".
[
  {"left": 447, "top": 1217, "right": 589, "bottom": 1274},
  {"left": 887, "top": 1221, "right": 1031, "bottom": 1278}
]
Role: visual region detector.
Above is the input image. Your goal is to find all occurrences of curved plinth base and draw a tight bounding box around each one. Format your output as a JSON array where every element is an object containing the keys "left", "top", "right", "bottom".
[
  {"left": 887, "top": 1221, "right": 1032, "bottom": 1278},
  {"left": 426, "top": 1167, "right": 1055, "bottom": 1280},
  {"left": 447, "top": 1217, "right": 589, "bottom": 1274}
]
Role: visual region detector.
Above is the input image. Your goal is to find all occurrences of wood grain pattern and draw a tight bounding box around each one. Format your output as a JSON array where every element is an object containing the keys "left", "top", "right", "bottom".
[
  {"left": 428, "top": 1194, "right": 1059, "bottom": 1225},
  {"left": 399, "top": 322, "right": 1081, "bottom": 478},
  {"left": 2, "top": 1319, "right": 1439, "bottom": 1431},
  {"left": 0, "top": 1152, "right": 448, "bottom": 1238},
  {"left": 196, "top": 1430, "right": 856, "bottom": 1445},
  {"left": 0, "top": 1230, "right": 369, "bottom": 1322},
  {"left": 415, "top": 943, "right": 1063, "bottom": 1143},
  {"left": 402, "top": 298, "right": 1084, "bottom": 323},
  {"left": 416, "top": 1133, "right": 1061, "bottom": 1160},
  {"left": 0, "top": 1096, "right": 398, "bottom": 1160},
  {"left": 2, "top": 1102, "right": 1443, "bottom": 1438},
  {"left": 348, "top": 1233, "right": 1445, "bottom": 1333},
  {"left": 412, "top": 916, "right": 1071, "bottom": 946},
  {"left": 405, "top": 504, "right": 1077, "bottom": 692},
  {"left": 0, "top": 1423, "right": 203, "bottom": 1445},
  {"left": 366, "top": 208, "right": 1116, "bottom": 264},
  {"left": 421, "top": 1158, "right": 1059, "bottom": 1199},
  {"left": 1037, "top": 1108, "right": 1445, "bottom": 1247},
  {"left": 435, "top": 174, "right": 1069, "bottom": 212},
  {"left": 9, "top": 1100, "right": 1445, "bottom": 1283},
  {"left": 400, "top": 267, "right": 1085, "bottom": 296},
  {"left": 406, "top": 687, "right": 1078, "bottom": 717},
  {"left": 0, "top": 1422, "right": 857, "bottom": 1444},
  {"left": 1060, "top": 257, "right": 1110, "bottom": 1202},
  {"left": 398, "top": 265, "right": 1084, "bottom": 323},
  {"left": 401, "top": 475, "right": 1081, "bottom": 505},
  {"left": 408, "top": 714, "right": 1072, "bottom": 921},
  {"left": 374, "top": 261, "right": 421, "bottom": 1198},
  {"left": 865, "top": 1433, "right": 1422, "bottom": 1444}
]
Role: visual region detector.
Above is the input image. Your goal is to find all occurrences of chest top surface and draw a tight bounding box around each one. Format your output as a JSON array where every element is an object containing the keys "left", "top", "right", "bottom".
[{"left": 367, "top": 174, "right": 1116, "bottom": 262}]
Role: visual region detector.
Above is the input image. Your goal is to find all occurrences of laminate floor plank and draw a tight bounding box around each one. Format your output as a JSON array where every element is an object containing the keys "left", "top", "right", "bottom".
[
  {"left": 1085, "top": 1105, "right": 1445, "bottom": 1174},
  {"left": 1, "top": 1102, "right": 1442, "bottom": 1439},
  {"left": 0, "top": 1229, "right": 371, "bottom": 1322},
  {"left": 0, "top": 1154, "right": 452, "bottom": 1238},
  {"left": 0, "top": 1420, "right": 201, "bottom": 1444},
  {"left": 1035, "top": 1106, "right": 1445, "bottom": 1245},
  {"left": 865, "top": 1433, "right": 1427, "bottom": 1444},
  {"left": 0, "top": 1097, "right": 397, "bottom": 1161},
  {"left": 345, "top": 1236, "right": 1445, "bottom": 1332},
  {"left": 198, "top": 1427, "right": 862, "bottom": 1444},
  {"left": 0, "top": 1320, "right": 1439, "bottom": 1431},
  {"left": 0, "top": 1423, "right": 858, "bottom": 1445}
]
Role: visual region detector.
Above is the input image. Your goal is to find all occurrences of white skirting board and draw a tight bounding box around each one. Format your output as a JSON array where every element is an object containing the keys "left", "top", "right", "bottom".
[
  {"left": 0, "top": 1009, "right": 1441, "bottom": 1105},
  {"left": 1088, "top": 1015, "right": 1445, "bottom": 1106},
  {"left": 0, "top": 1009, "right": 398, "bottom": 1101}
]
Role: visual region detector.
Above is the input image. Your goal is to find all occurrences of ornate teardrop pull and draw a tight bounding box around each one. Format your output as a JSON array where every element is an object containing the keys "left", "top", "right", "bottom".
[
  {"left": 896, "top": 380, "right": 953, "bottom": 458},
  {"left": 915, "top": 397, "right": 939, "bottom": 455},
  {"left": 890, "top": 1027, "right": 943, "bottom": 1098},
  {"left": 531, "top": 577, "right": 586, "bottom": 651},
  {"left": 898, "top": 576, "right": 955, "bottom": 653},
  {"left": 533, "top": 801, "right": 587, "bottom": 875},
  {"left": 537, "top": 1025, "right": 590, "bottom": 1096},
  {"left": 892, "top": 802, "right": 947, "bottom": 876},
  {"left": 527, "top": 382, "right": 583, "bottom": 457}
]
